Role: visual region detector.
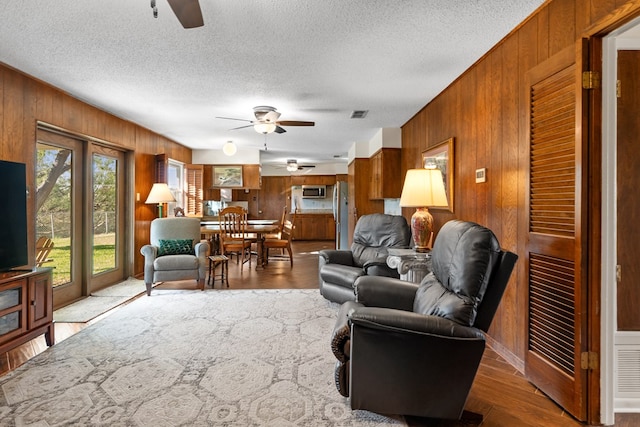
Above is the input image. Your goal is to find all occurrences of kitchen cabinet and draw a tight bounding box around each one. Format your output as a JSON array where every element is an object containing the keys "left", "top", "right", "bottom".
[
  {"left": 290, "top": 175, "right": 336, "bottom": 186},
  {"left": 202, "top": 164, "right": 261, "bottom": 199},
  {"left": 243, "top": 164, "right": 261, "bottom": 189},
  {"left": 293, "top": 214, "right": 335, "bottom": 240},
  {"left": 348, "top": 159, "right": 384, "bottom": 242},
  {"left": 369, "top": 148, "right": 402, "bottom": 199},
  {"left": 0, "top": 268, "right": 54, "bottom": 354}
]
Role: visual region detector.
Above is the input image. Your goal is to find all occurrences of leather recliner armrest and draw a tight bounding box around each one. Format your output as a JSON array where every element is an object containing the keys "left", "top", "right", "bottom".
[
  {"left": 361, "top": 257, "right": 398, "bottom": 277},
  {"left": 319, "top": 249, "right": 355, "bottom": 266},
  {"left": 349, "top": 306, "right": 485, "bottom": 340},
  {"left": 355, "top": 276, "right": 418, "bottom": 311},
  {"left": 331, "top": 301, "right": 362, "bottom": 362}
]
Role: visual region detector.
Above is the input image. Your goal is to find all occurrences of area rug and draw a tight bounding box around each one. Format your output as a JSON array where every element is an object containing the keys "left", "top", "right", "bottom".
[
  {"left": 0, "top": 289, "right": 406, "bottom": 426},
  {"left": 53, "top": 277, "right": 147, "bottom": 323}
]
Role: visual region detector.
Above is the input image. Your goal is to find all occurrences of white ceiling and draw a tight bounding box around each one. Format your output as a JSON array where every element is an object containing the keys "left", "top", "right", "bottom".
[{"left": 0, "top": 0, "right": 546, "bottom": 170}]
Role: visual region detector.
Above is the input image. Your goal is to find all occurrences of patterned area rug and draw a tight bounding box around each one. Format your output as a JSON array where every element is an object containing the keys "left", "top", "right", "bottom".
[{"left": 0, "top": 289, "right": 406, "bottom": 426}]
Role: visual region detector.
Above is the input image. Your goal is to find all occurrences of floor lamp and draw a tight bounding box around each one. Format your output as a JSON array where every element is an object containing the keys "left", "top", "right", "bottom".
[
  {"left": 145, "top": 183, "right": 176, "bottom": 218},
  {"left": 399, "top": 169, "right": 448, "bottom": 252}
]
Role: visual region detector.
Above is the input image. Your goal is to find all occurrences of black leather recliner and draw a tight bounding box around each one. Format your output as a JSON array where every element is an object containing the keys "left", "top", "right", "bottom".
[
  {"left": 330, "top": 220, "right": 518, "bottom": 420},
  {"left": 318, "top": 213, "right": 411, "bottom": 303}
]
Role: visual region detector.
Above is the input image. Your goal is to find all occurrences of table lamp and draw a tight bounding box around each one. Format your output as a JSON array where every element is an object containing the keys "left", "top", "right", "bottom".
[
  {"left": 145, "top": 183, "right": 176, "bottom": 218},
  {"left": 399, "top": 168, "right": 448, "bottom": 252}
]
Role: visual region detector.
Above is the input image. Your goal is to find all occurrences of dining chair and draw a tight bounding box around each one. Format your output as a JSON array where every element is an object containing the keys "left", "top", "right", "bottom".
[
  {"left": 263, "top": 220, "right": 294, "bottom": 268},
  {"left": 265, "top": 205, "right": 287, "bottom": 240},
  {"left": 219, "top": 206, "right": 252, "bottom": 272}
]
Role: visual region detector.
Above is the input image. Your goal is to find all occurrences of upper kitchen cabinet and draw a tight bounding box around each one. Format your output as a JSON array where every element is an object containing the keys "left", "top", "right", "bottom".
[
  {"left": 203, "top": 164, "right": 261, "bottom": 192},
  {"left": 243, "top": 164, "right": 261, "bottom": 189},
  {"left": 369, "top": 148, "right": 401, "bottom": 199},
  {"left": 290, "top": 175, "right": 336, "bottom": 186}
]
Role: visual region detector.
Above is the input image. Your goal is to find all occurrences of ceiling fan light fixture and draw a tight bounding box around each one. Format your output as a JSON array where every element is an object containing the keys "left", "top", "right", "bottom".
[
  {"left": 222, "top": 140, "right": 237, "bottom": 156},
  {"left": 254, "top": 123, "right": 277, "bottom": 134},
  {"left": 286, "top": 159, "right": 299, "bottom": 172}
]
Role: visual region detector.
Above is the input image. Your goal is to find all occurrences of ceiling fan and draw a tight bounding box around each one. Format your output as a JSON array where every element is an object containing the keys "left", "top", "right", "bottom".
[
  {"left": 217, "top": 106, "right": 315, "bottom": 134},
  {"left": 151, "top": 0, "right": 204, "bottom": 29},
  {"left": 285, "top": 159, "right": 316, "bottom": 172}
]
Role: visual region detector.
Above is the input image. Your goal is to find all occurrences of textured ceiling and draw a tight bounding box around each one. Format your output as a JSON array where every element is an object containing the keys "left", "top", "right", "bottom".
[{"left": 0, "top": 0, "right": 546, "bottom": 169}]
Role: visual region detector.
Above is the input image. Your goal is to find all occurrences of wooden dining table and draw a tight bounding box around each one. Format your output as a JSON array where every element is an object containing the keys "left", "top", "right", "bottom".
[{"left": 200, "top": 219, "right": 280, "bottom": 270}]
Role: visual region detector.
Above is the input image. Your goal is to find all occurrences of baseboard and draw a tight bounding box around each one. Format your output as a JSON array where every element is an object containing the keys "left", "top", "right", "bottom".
[{"left": 485, "top": 335, "right": 525, "bottom": 374}]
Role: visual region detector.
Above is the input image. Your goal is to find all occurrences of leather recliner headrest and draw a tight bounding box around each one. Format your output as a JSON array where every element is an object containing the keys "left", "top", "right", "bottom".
[
  {"left": 351, "top": 214, "right": 411, "bottom": 267},
  {"left": 413, "top": 220, "right": 501, "bottom": 326}
]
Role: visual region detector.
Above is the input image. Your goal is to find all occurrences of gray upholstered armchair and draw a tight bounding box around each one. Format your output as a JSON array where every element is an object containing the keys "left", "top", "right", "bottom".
[
  {"left": 318, "top": 213, "right": 411, "bottom": 303},
  {"left": 330, "top": 220, "right": 517, "bottom": 421},
  {"left": 140, "top": 217, "right": 209, "bottom": 296}
]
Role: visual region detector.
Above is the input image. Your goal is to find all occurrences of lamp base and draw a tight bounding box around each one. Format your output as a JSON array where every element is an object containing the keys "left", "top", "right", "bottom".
[{"left": 411, "top": 207, "right": 433, "bottom": 252}]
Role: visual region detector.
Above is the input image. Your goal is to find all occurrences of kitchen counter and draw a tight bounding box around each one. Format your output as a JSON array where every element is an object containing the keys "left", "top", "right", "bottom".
[{"left": 293, "top": 209, "right": 333, "bottom": 215}]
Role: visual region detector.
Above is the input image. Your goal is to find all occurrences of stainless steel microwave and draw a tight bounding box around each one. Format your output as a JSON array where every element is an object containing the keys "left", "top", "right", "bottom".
[{"left": 302, "top": 185, "right": 327, "bottom": 198}]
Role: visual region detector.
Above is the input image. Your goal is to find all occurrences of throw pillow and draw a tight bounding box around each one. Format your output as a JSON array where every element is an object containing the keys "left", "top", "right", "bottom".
[{"left": 157, "top": 239, "right": 194, "bottom": 256}]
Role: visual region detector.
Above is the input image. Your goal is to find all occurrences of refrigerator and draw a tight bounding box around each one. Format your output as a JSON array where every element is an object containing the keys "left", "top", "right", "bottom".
[{"left": 333, "top": 181, "right": 349, "bottom": 250}]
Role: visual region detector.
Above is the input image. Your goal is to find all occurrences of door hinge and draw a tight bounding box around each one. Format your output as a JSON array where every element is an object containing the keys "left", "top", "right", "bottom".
[
  {"left": 582, "top": 71, "right": 601, "bottom": 89},
  {"left": 616, "top": 265, "right": 622, "bottom": 282},
  {"left": 581, "top": 351, "right": 598, "bottom": 370},
  {"left": 616, "top": 80, "right": 622, "bottom": 98}
]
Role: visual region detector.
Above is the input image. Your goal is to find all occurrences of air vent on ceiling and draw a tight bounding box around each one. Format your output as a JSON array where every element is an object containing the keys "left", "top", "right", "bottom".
[{"left": 350, "top": 110, "right": 368, "bottom": 119}]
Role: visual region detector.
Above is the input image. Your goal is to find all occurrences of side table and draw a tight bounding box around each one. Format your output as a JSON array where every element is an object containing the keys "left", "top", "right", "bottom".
[
  {"left": 208, "top": 254, "right": 229, "bottom": 288},
  {"left": 386, "top": 248, "right": 431, "bottom": 284}
]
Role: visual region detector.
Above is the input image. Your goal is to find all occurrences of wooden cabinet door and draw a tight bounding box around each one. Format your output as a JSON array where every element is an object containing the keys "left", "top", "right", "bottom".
[
  {"left": 243, "top": 165, "right": 261, "bottom": 189},
  {"left": 0, "top": 279, "right": 28, "bottom": 344},
  {"left": 369, "top": 151, "right": 382, "bottom": 199},
  {"left": 28, "top": 271, "right": 53, "bottom": 330},
  {"left": 369, "top": 149, "right": 401, "bottom": 200}
]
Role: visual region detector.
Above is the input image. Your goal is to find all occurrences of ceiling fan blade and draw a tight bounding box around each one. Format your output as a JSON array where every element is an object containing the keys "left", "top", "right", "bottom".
[
  {"left": 274, "top": 126, "right": 287, "bottom": 134},
  {"left": 166, "top": 0, "right": 204, "bottom": 28},
  {"left": 262, "top": 111, "right": 281, "bottom": 123},
  {"left": 276, "top": 121, "right": 315, "bottom": 127},
  {"left": 229, "top": 124, "right": 254, "bottom": 131},
  {"left": 216, "top": 116, "right": 252, "bottom": 123}
]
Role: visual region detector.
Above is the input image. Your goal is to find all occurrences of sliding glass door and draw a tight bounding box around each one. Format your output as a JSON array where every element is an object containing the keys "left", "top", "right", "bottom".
[
  {"left": 87, "top": 145, "right": 126, "bottom": 292},
  {"left": 36, "top": 128, "right": 128, "bottom": 306}
]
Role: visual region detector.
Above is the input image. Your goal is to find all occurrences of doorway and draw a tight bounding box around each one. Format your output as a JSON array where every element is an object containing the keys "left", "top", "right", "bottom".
[
  {"left": 602, "top": 18, "right": 640, "bottom": 424},
  {"left": 36, "top": 127, "right": 129, "bottom": 307}
]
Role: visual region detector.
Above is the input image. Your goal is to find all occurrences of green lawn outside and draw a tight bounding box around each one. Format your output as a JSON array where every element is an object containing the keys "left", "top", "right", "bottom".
[{"left": 43, "top": 233, "right": 116, "bottom": 286}]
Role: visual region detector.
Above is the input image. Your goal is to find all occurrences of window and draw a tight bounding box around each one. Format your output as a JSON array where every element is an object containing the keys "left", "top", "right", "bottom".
[{"left": 167, "top": 160, "right": 184, "bottom": 216}]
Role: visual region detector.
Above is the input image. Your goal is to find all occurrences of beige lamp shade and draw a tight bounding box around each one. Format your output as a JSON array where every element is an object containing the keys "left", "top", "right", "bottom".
[
  {"left": 145, "top": 183, "right": 176, "bottom": 218},
  {"left": 399, "top": 169, "right": 448, "bottom": 208},
  {"left": 145, "top": 183, "right": 176, "bottom": 204},
  {"left": 399, "top": 169, "right": 448, "bottom": 252}
]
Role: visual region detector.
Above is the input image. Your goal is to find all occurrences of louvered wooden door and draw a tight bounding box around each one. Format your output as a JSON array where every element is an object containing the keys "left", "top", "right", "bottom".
[
  {"left": 524, "top": 46, "right": 588, "bottom": 421},
  {"left": 185, "top": 164, "right": 204, "bottom": 217}
]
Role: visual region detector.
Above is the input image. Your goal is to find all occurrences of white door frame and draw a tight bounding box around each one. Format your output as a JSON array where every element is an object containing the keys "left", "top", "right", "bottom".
[{"left": 602, "top": 17, "right": 640, "bottom": 425}]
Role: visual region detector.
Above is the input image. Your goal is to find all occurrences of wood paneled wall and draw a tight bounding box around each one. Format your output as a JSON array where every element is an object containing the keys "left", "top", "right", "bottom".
[
  {"left": 0, "top": 63, "right": 191, "bottom": 277},
  {"left": 400, "top": 0, "right": 637, "bottom": 366}
]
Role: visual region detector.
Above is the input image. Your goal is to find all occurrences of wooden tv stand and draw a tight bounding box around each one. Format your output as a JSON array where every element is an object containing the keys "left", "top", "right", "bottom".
[{"left": 0, "top": 268, "right": 54, "bottom": 355}]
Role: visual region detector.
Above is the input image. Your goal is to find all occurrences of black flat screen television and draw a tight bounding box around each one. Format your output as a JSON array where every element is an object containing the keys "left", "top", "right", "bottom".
[{"left": 0, "top": 160, "right": 29, "bottom": 272}]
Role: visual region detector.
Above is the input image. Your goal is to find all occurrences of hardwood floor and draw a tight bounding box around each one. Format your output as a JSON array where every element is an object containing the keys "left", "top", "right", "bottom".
[{"left": 0, "top": 240, "right": 636, "bottom": 426}]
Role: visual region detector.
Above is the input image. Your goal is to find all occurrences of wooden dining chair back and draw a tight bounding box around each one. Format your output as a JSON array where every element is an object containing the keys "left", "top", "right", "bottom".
[
  {"left": 35, "top": 236, "right": 55, "bottom": 267},
  {"left": 219, "top": 206, "right": 252, "bottom": 272},
  {"left": 263, "top": 220, "right": 294, "bottom": 268},
  {"left": 265, "top": 205, "right": 287, "bottom": 239}
]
